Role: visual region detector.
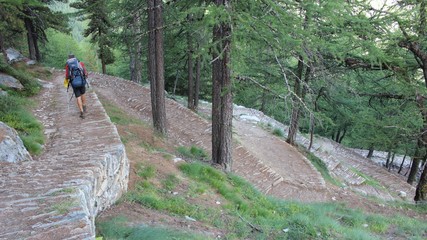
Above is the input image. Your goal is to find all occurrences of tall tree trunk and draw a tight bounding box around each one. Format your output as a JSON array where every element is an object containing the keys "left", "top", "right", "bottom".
[
  {"left": 367, "top": 145, "right": 374, "bottom": 158},
  {"left": 147, "top": 0, "right": 167, "bottom": 135},
  {"left": 129, "top": 47, "right": 136, "bottom": 81},
  {"left": 130, "top": 14, "right": 142, "bottom": 83},
  {"left": 101, "top": 59, "right": 106, "bottom": 74},
  {"left": 338, "top": 127, "right": 347, "bottom": 143},
  {"left": 398, "top": 1, "right": 427, "bottom": 201},
  {"left": 194, "top": 55, "right": 201, "bottom": 111},
  {"left": 398, "top": 154, "right": 407, "bottom": 174},
  {"left": 405, "top": 159, "right": 412, "bottom": 176},
  {"left": 24, "top": 16, "right": 36, "bottom": 60},
  {"left": 148, "top": 0, "right": 157, "bottom": 112},
  {"left": 415, "top": 159, "right": 427, "bottom": 202},
  {"left": 287, "top": 56, "right": 304, "bottom": 145},
  {"left": 335, "top": 130, "right": 341, "bottom": 143},
  {"left": 287, "top": 64, "right": 311, "bottom": 145},
  {"left": 212, "top": 0, "right": 232, "bottom": 171},
  {"left": 385, "top": 151, "right": 392, "bottom": 169},
  {"left": 187, "top": 14, "right": 195, "bottom": 111},
  {"left": 99, "top": 38, "right": 107, "bottom": 74},
  {"left": 408, "top": 140, "right": 423, "bottom": 184},
  {"left": 308, "top": 112, "right": 315, "bottom": 150},
  {"left": 388, "top": 152, "right": 396, "bottom": 171},
  {"left": 34, "top": 32, "right": 41, "bottom": 61}
]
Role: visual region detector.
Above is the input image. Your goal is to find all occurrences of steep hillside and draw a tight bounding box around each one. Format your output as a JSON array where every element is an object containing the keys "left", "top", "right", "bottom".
[
  {"left": 91, "top": 73, "right": 416, "bottom": 203},
  {"left": 90, "top": 73, "right": 426, "bottom": 239}
]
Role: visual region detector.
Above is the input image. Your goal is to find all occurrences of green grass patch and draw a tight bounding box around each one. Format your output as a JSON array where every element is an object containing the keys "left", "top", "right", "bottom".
[
  {"left": 99, "top": 96, "right": 143, "bottom": 126},
  {"left": 176, "top": 145, "right": 209, "bottom": 161},
  {"left": 351, "top": 168, "right": 384, "bottom": 189},
  {"left": 0, "top": 95, "right": 44, "bottom": 155},
  {"left": 258, "top": 122, "right": 285, "bottom": 138},
  {"left": 51, "top": 200, "right": 76, "bottom": 215},
  {"left": 139, "top": 140, "right": 158, "bottom": 153},
  {"left": 298, "top": 146, "right": 342, "bottom": 186},
  {"left": 125, "top": 181, "right": 212, "bottom": 220},
  {"left": 102, "top": 159, "right": 427, "bottom": 239},
  {"left": 97, "top": 216, "right": 206, "bottom": 240},
  {"left": 162, "top": 174, "right": 179, "bottom": 191},
  {"left": 13, "top": 61, "right": 52, "bottom": 80},
  {"left": 136, "top": 163, "right": 156, "bottom": 179},
  {"left": 391, "top": 201, "right": 427, "bottom": 214},
  {"left": 178, "top": 161, "right": 427, "bottom": 239},
  {"left": 0, "top": 58, "right": 41, "bottom": 96},
  {"left": 272, "top": 127, "right": 285, "bottom": 137},
  {"left": 49, "top": 188, "right": 75, "bottom": 196}
]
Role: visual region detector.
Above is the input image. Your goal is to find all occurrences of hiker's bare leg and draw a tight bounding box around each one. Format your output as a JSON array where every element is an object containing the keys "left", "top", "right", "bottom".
[
  {"left": 76, "top": 96, "right": 83, "bottom": 113},
  {"left": 81, "top": 94, "right": 86, "bottom": 106}
]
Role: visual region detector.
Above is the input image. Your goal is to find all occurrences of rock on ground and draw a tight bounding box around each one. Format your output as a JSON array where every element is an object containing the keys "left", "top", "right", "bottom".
[{"left": 0, "top": 121, "right": 32, "bottom": 163}]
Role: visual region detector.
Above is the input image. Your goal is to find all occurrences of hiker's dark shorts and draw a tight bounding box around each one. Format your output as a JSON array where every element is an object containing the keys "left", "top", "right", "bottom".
[{"left": 72, "top": 86, "right": 86, "bottom": 98}]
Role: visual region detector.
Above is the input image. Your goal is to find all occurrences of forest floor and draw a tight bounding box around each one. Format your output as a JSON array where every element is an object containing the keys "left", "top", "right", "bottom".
[{"left": 85, "top": 73, "right": 426, "bottom": 238}]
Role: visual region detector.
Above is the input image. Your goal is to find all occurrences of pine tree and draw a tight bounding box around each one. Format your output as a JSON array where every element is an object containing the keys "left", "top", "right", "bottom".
[
  {"left": 211, "top": 0, "right": 232, "bottom": 171},
  {"left": 148, "top": 0, "right": 167, "bottom": 136},
  {"left": 72, "top": 0, "right": 115, "bottom": 74},
  {"left": 0, "top": 0, "right": 67, "bottom": 61}
]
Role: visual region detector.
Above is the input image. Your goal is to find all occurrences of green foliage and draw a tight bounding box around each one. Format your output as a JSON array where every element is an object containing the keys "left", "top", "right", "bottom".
[
  {"left": 0, "top": 94, "right": 44, "bottom": 155},
  {"left": 105, "top": 49, "right": 130, "bottom": 79},
  {"left": 51, "top": 200, "right": 76, "bottom": 215},
  {"left": 99, "top": 96, "right": 142, "bottom": 126},
  {"left": 0, "top": 58, "right": 41, "bottom": 96},
  {"left": 100, "top": 154, "right": 427, "bottom": 239},
  {"left": 351, "top": 168, "right": 384, "bottom": 189},
  {"left": 136, "top": 163, "right": 156, "bottom": 179},
  {"left": 41, "top": 29, "right": 82, "bottom": 68},
  {"left": 176, "top": 145, "right": 209, "bottom": 161},
  {"left": 97, "top": 216, "right": 205, "bottom": 240},
  {"left": 272, "top": 127, "right": 284, "bottom": 137},
  {"left": 298, "top": 146, "right": 342, "bottom": 186},
  {"left": 178, "top": 161, "right": 427, "bottom": 239},
  {"left": 71, "top": 0, "right": 115, "bottom": 71},
  {"left": 162, "top": 174, "right": 179, "bottom": 191}
]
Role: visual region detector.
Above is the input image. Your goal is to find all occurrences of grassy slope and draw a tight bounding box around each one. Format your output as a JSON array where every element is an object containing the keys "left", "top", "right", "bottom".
[
  {"left": 0, "top": 60, "right": 49, "bottom": 155},
  {"left": 96, "top": 97, "right": 427, "bottom": 240}
]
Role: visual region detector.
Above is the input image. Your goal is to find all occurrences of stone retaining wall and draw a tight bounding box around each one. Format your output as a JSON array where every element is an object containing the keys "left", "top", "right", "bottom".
[{"left": 0, "top": 74, "right": 129, "bottom": 239}]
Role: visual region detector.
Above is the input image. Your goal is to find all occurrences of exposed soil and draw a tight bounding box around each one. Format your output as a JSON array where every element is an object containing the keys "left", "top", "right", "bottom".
[{"left": 87, "top": 73, "right": 426, "bottom": 237}]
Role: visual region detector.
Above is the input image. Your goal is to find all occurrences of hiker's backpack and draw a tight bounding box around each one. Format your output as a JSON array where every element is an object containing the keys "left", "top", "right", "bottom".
[{"left": 66, "top": 58, "right": 86, "bottom": 88}]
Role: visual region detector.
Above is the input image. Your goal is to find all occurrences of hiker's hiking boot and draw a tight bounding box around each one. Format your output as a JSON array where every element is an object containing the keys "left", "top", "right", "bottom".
[
  {"left": 83, "top": 105, "right": 87, "bottom": 113},
  {"left": 80, "top": 111, "right": 85, "bottom": 119}
]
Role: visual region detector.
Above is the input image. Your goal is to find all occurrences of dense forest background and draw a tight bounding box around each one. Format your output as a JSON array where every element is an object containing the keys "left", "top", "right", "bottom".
[{"left": 1, "top": 0, "right": 427, "bottom": 201}]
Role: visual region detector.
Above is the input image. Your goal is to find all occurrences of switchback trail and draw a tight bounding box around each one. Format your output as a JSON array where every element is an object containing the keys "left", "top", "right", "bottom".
[{"left": 91, "top": 74, "right": 331, "bottom": 202}]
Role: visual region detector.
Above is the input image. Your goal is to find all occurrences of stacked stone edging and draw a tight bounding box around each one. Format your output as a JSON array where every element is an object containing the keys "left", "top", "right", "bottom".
[{"left": 0, "top": 74, "right": 129, "bottom": 239}]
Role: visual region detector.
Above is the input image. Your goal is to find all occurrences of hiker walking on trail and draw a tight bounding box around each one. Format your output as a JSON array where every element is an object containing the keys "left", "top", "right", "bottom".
[{"left": 65, "top": 54, "right": 88, "bottom": 119}]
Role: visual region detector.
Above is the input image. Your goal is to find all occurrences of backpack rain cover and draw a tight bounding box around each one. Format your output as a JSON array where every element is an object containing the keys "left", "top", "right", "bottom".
[{"left": 67, "top": 58, "right": 86, "bottom": 88}]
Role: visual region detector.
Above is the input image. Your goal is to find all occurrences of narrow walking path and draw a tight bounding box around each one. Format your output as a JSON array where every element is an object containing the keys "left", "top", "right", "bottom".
[{"left": 0, "top": 73, "right": 128, "bottom": 239}]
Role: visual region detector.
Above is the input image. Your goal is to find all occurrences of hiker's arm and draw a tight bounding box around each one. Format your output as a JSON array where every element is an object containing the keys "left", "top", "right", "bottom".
[
  {"left": 80, "top": 62, "right": 88, "bottom": 78},
  {"left": 65, "top": 64, "right": 70, "bottom": 79}
]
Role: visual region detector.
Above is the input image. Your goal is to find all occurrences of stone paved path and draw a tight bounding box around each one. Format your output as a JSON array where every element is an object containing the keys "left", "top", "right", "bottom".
[{"left": 0, "top": 73, "right": 129, "bottom": 239}]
